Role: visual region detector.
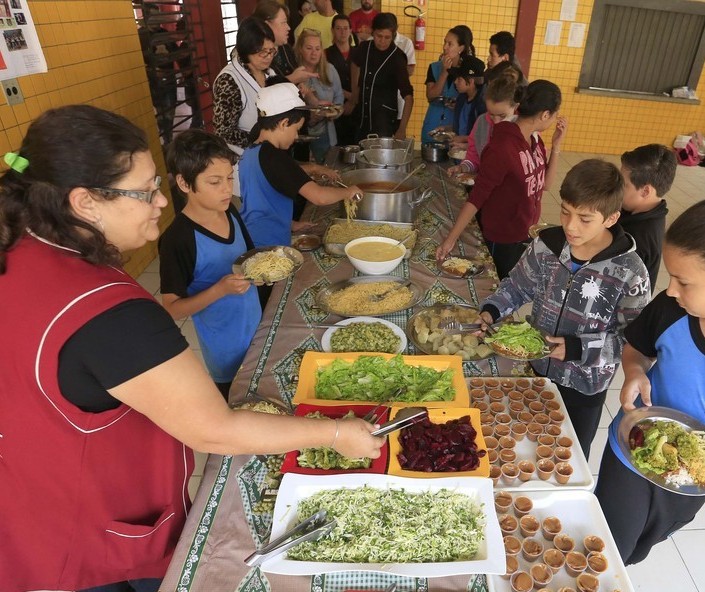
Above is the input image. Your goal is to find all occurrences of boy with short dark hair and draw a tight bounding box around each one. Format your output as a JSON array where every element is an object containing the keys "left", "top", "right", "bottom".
[
  {"left": 238, "top": 83, "right": 361, "bottom": 248},
  {"left": 160, "top": 129, "right": 262, "bottom": 399},
  {"left": 619, "top": 144, "right": 677, "bottom": 291},
  {"left": 479, "top": 159, "right": 650, "bottom": 458},
  {"left": 487, "top": 31, "right": 517, "bottom": 70}
]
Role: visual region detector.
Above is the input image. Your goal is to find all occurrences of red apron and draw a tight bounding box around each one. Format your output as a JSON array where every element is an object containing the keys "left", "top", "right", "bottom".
[{"left": 0, "top": 236, "right": 194, "bottom": 591}]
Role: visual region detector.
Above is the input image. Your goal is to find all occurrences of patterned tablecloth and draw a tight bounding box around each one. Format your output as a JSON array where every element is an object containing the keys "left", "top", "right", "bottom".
[{"left": 160, "top": 157, "right": 535, "bottom": 592}]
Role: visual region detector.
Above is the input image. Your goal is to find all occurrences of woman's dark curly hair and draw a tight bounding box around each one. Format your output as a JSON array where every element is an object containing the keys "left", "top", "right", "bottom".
[{"left": 0, "top": 104, "right": 149, "bottom": 274}]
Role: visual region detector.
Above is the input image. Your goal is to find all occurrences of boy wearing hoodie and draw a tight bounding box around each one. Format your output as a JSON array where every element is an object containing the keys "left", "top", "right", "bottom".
[
  {"left": 619, "top": 144, "right": 677, "bottom": 292},
  {"left": 479, "top": 159, "right": 650, "bottom": 458}
]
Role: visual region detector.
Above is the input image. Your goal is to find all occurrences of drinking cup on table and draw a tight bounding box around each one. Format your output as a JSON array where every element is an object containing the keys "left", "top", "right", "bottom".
[
  {"left": 557, "top": 435, "right": 574, "bottom": 448},
  {"left": 521, "top": 537, "right": 544, "bottom": 562},
  {"left": 489, "top": 464, "right": 501, "bottom": 485},
  {"left": 528, "top": 400, "right": 545, "bottom": 414},
  {"left": 482, "top": 424, "right": 494, "bottom": 437},
  {"left": 537, "top": 434, "right": 555, "bottom": 448},
  {"left": 470, "top": 387, "right": 486, "bottom": 401},
  {"left": 501, "top": 378, "right": 515, "bottom": 392},
  {"left": 583, "top": 535, "right": 606, "bottom": 554},
  {"left": 543, "top": 547, "right": 566, "bottom": 573},
  {"left": 536, "top": 445, "right": 554, "bottom": 462},
  {"left": 518, "top": 460, "right": 535, "bottom": 481},
  {"left": 504, "top": 534, "right": 522, "bottom": 556},
  {"left": 485, "top": 378, "right": 500, "bottom": 389},
  {"left": 523, "top": 389, "right": 539, "bottom": 402},
  {"left": 564, "top": 551, "right": 588, "bottom": 577},
  {"left": 490, "top": 401, "right": 506, "bottom": 414},
  {"left": 586, "top": 551, "right": 608, "bottom": 574},
  {"left": 513, "top": 495, "right": 533, "bottom": 516},
  {"left": 489, "top": 388, "right": 504, "bottom": 402},
  {"left": 494, "top": 424, "right": 511, "bottom": 438},
  {"left": 532, "top": 377, "right": 547, "bottom": 388},
  {"left": 534, "top": 412, "right": 550, "bottom": 426},
  {"left": 538, "top": 388, "right": 554, "bottom": 401},
  {"left": 473, "top": 401, "right": 489, "bottom": 414},
  {"left": 527, "top": 423, "right": 544, "bottom": 441},
  {"left": 553, "top": 533, "right": 575, "bottom": 554},
  {"left": 536, "top": 458, "right": 555, "bottom": 480},
  {"left": 502, "top": 554, "right": 519, "bottom": 580},
  {"left": 515, "top": 378, "right": 531, "bottom": 391},
  {"left": 519, "top": 514, "right": 540, "bottom": 537},
  {"left": 499, "top": 513, "right": 519, "bottom": 536},
  {"left": 488, "top": 449, "right": 499, "bottom": 464},
  {"left": 494, "top": 491, "right": 513, "bottom": 513},
  {"left": 509, "top": 401, "right": 525, "bottom": 419},
  {"left": 469, "top": 377, "right": 485, "bottom": 388},
  {"left": 510, "top": 570, "right": 533, "bottom": 592},
  {"left": 501, "top": 462, "right": 520, "bottom": 484},
  {"left": 545, "top": 399, "right": 561, "bottom": 412},
  {"left": 508, "top": 390, "right": 524, "bottom": 403},
  {"left": 530, "top": 563, "right": 553, "bottom": 589},
  {"left": 554, "top": 462, "right": 574, "bottom": 484},
  {"left": 481, "top": 413, "right": 494, "bottom": 425},
  {"left": 518, "top": 410, "right": 534, "bottom": 423},
  {"left": 576, "top": 573, "right": 600, "bottom": 592},
  {"left": 485, "top": 436, "right": 499, "bottom": 450},
  {"left": 511, "top": 422, "right": 528, "bottom": 441},
  {"left": 541, "top": 516, "right": 562, "bottom": 541},
  {"left": 549, "top": 410, "right": 565, "bottom": 425},
  {"left": 499, "top": 435, "right": 517, "bottom": 449},
  {"left": 496, "top": 413, "right": 513, "bottom": 426},
  {"left": 555, "top": 446, "right": 572, "bottom": 462},
  {"left": 499, "top": 448, "right": 517, "bottom": 464},
  {"left": 546, "top": 424, "right": 562, "bottom": 437}
]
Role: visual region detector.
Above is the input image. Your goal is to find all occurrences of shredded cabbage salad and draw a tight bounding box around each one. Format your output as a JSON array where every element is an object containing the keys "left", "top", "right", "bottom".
[
  {"left": 287, "top": 486, "right": 485, "bottom": 563},
  {"left": 484, "top": 321, "right": 546, "bottom": 358},
  {"left": 314, "top": 355, "right": 455, "bottom": 402}
]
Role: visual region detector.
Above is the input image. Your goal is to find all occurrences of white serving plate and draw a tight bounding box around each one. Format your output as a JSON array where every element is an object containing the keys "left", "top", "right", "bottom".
[
  {"left": 321, "top": 316, "right": 407, "bottom": 354},
  {"left": 474, "top": 377, "right": 594, "bottom": 491},
  {"left": 487, "top": 490, "right": 634, "bottom": 592},
  {"left": 262, "top": 473, "right": 504, "bottom": 576}
]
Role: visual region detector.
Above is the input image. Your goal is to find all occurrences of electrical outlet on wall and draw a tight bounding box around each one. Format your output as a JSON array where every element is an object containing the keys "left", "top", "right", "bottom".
[{"left": 2, "top": 78, "right": 24, "bottom": 106}]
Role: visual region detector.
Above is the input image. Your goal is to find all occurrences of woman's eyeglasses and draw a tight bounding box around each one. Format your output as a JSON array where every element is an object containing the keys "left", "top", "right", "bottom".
[
  {"left": 91, "top": 176, "right": 162, "bottom": 204},
  {"left": 257, "top": 47, "right": 278, "bottom": 58}
]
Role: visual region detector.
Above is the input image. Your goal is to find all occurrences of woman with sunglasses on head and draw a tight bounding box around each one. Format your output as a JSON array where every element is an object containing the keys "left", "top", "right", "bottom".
[
  {"left": 295, "top": 28, "right": 344, "bottom": 163},
  {"left": 0, "top": 105, "right": 383, "bottom": 592},
  {"left": 213, "top": 17, "right": 278, "bottom": 158}
]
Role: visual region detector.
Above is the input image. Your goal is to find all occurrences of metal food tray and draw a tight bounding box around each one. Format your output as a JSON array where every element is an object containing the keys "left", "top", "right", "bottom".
[
  {"left": 323, "top": 218, "right": 417, "bottom": 259},
  {"left": 470, "top": 377, "right": 594, "bottom": 491},
  {"left": 487, "top": 489, "right": 634, "bottom": 592}
]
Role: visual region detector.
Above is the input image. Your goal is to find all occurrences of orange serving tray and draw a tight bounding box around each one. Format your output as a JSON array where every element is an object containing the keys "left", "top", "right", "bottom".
[
  {"left": 387, "top": 406, "right": 490, "bottom": 479},
  {"left": 293, "top": 351, "right": 469, "bottom": 408}
]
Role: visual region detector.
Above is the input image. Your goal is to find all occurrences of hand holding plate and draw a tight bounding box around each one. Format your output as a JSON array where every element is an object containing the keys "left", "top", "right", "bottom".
[
  {"left": 620, "top": 372, "right": 652, "bottom": 411},
  {"left": 545, "top": 335, "right": 566, "bottom": 361}
]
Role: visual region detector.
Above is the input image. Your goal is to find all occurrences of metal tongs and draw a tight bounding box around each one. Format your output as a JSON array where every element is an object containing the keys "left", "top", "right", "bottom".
[
  {"left": 371, "top": 406, "right": 428, "bottom": 437},
  {"left": 244, "top": 509, "right": 336, "bottom": 567}
]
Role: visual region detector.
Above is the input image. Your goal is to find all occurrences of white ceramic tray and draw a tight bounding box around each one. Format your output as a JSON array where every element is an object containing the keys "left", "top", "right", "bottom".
[
  {"left": 321, "top": 316, "right": 407, "bottom": 354},
  {"left": 470, "top": 377, "right": 594, "bottom": 491},
  {"left": 262, "top": 473, "right": 504, "bottom": 576},
  {"left": 487, "top": 489, "right": 634, "bottom": 592}
]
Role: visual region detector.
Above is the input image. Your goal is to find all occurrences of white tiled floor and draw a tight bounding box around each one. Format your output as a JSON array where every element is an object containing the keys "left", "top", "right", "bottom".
[{"left": 136, "top": 152, "right": 705, "bottom": 591}]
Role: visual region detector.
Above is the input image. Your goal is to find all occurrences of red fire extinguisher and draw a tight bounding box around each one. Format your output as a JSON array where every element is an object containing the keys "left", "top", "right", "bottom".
[{"left": 414, "top": 13, "right": 426, "bottom": 50}]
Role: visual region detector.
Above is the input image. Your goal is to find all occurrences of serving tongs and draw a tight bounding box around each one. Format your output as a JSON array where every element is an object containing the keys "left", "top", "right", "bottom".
[
  {"left": 244, "top": 509, "right": 337, "bottom": 567},
  {"left": 371, "top": 406, "right": 428, "bottom": 437}
]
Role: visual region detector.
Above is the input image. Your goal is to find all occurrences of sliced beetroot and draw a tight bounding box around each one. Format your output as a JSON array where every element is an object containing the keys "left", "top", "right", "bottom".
[{"left": 397, "top": 416, "right": 484, "bottom": 472}]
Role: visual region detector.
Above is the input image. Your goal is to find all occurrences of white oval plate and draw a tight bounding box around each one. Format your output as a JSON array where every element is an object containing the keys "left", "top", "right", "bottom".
[{"left": 322, "top": 316, "right": 407, "bottom": 354}]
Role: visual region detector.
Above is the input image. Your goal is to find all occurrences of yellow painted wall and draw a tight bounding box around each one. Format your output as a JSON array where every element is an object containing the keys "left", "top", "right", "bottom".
[
  {"left": 0, "top": 0, "right": 173, "bottom": 278},
  {"left": 376, "top": 0, "right": 705, "bottom": 155}
]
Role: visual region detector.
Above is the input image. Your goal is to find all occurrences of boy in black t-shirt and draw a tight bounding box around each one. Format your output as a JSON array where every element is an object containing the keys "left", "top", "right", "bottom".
[{"left": 619, "top": 144, "right": 677, "bottom": 292}]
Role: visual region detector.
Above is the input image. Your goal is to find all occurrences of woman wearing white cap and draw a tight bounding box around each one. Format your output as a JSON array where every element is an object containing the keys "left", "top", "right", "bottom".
[{"left": 239, "top": 83, "right": 362, "bottom": 249}]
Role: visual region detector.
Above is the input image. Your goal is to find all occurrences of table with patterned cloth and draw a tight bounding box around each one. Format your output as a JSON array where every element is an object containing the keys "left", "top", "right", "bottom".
[{"left": 160, "top": 160, "right": 534, "bottom": 592}]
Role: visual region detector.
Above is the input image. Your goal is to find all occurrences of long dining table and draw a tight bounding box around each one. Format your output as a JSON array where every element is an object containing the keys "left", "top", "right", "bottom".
[{"left": 159, "top": 157, "right": 530, "bottom": 592}]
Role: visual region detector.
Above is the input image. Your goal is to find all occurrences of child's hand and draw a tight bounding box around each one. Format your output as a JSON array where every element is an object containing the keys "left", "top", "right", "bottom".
[
  {"left": 545, "top": 335, "right": 566, "bottom": 360},
  {"left": 620, "top": 373, "right": 652, "bottom": 410},
  {"left": 435, "top": 237, "right": 456, "bottom": 261},
  {"left": 552, "top": 116, "right": 568, "bottom": 147},
  {"left": 217, "top": 274, "right": 251, "bottom": 296},
  {"left": 447, "top": 164, "right": 466, "bottom": 177}
]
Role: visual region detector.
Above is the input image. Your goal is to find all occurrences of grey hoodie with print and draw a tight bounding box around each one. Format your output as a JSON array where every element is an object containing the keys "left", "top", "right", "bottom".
[{"left": 481, "top": 225, "right": 651, "bottom": 395}]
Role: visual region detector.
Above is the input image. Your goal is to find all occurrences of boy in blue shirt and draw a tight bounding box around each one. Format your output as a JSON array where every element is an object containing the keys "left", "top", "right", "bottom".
[
  {"left": 160, "top": 130, "right": 261, "bottom": 399},
  {"left": 479, "top": 159, "right": 650, "bottom": 458}
]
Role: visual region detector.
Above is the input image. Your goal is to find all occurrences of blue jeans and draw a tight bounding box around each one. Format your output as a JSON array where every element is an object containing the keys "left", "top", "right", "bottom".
[
  {"left": 309, "top": 131, "right": 331, "bottom": 164},
  {"left": 79, "top": 578, "right": 161, "bottom": 592}
]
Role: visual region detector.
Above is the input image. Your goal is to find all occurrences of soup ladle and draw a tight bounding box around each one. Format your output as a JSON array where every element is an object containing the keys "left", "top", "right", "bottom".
[{"left": 387, "top": 163, "right": 426, "bottom": 193}]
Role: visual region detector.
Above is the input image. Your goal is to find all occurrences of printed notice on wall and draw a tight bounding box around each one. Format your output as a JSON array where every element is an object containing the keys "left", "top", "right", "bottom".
[
  {"left": 560, "top": 0, "right": 578, "bottom": 21},
  {"left": 0, "top": 0, "right": 47, "bottom": 81},
  {"left": 568, "top": 23, "right": 586, "bottom": 48},
  {"left": 544, "top": 21, "right": 562, "bottom": 46}
]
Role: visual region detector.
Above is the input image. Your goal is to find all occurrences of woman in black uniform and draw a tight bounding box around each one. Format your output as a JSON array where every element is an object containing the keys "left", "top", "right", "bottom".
[{"left": 350, "top": 12, "right": 414, "bottom": 140}]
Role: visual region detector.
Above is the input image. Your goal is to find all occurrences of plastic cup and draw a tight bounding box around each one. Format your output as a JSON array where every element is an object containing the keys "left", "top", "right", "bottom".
[
  {"left": 549, "top": 410, "right": 565, "bottom": 425},
  {"left": 511, "top": 422, "right": 528, "bottom": 441},
  {"left": 470, "top": 387, "right": 486, "bottom": 401},
  {"left": 469, "top": 377, "right": 485, "bottom": 388},
  {"left": 485, "top": 378, "right": 500, "bottom": 389},
  {"left": 510, "top": 571, "right": 533, "bottom": 592},
  {"left": 534, "top": 412, "right": 551, "bottom": 426},
  {"left": 553, "top": 533, "right": 575, "bottom": 554},
  {"left": 527, "top": 423, "right": 544, "bottom": 442},
  {"left": 488, "top": 449, "right": 499, "bottom": 464},
  {"left": 501, "top": 378, "right": 515, "bottom": 392},
  {"left": 489, "top": 388, "right": 504, "bottom": 401},
  {"left": 575, "top": 572, "right": 600, "bottom": 592},
  {"left": 545, "top": 399, "right": 561, "bottom": 412},
  {"left": 490, "top": 464, "right": 501, "bottom": 486},
  {"left": 482, "top": 424, "right": 494, "bottom": 437},
  {"left": 555, "top": 446, "right": 572, "bottom": 462},
  {"left": 541, "top": 516, "right": 562, "bottom": 541},
  {"left": 518, "top": 460, "right": 535, "bottom": 481},
  {"left": 545, "top": 424, "right": 562, "bottom": 437},
  {"left": 536, "top": 445, "right": 554, "bottom": 462},
  {"left": 523, "top": 388, "right": 539, "bottom": 402},
  {"left": 496, "top": 413, "right": 513, "bottom": 426},
  {"left": 539, "top": 389, "right": 554, "bottom": 401},
  {"left": 494, "top": 424, "right": 511, "bottom": 438},
  {"left": 504, "top": 535, "right": 522, "bottom": 556},
  {"left": 499, "top": 513, "right": 519, "bottom": 536},
  {"left": 499, "top": 449, "right": 517, "bottom": 464},
  {"left": 502, "top": 553, "right": 519, "bottom": 580},
  {"left": 501, "top": 462, "right": 520, "bottom": 484},
  {"left": 536, "top": 458, "right": 555, "bottom": 480},
  {"left": 473, "top": 400, "right": 489, "bottom": 413},
  {"left": 564, "top": 551, "right": 587, "bottom": 577},
  {"left": 515, "top": 378, "right": 531, "bottom": 391},
  {"left": 494, "top": 491, "right": 513, "bottom": 513},
  {"left": 509, "top": 401, "right": 526, "bottom": 419},
  {"left": 508, "top": 390, "right": 524, "bottom": 403},
  {"left": 557, "top": 435, "right": 574, "bottom": 448},
  {"left": 528, "top": 400, "right": 545, "bottom": 414},
  {"left": 521, "top": 537, "right": 544, "bottom": 562},
  {"left": 485, "top": 436, "right": 499, "bottom": 450},
  {"left": 499, "top": 436, "right": 517, "bottom": 450},
  {"left": 519, "top": 514, "right": 540, "bottom": 537},
  {"left": 532, "top": 377, "right": 547, "bottom": 388},
  {"left": 513, "top": 495, "right": 533, "bottom": 516},
  {"left": 537, "top": 434, "right": 556, "bottom": 448},
  {"left": 490, "top": 401, "right": 506, "bottom": 414},
  {"left": 543, "top": 547, "right": 566, "bottom": 573},
  {"left": 586, "top": 551, "right": 608, "bottom": 574},
  {"left": 555, "top": 462, "right": 574, "bottom": 484},
  {"left": 530, "top": 563, "right": 553, "bottom": 588},
  {"left": 583, "top": 535, "right": 605, "bottom": 554},
  {"left": 481, "top": 413, "right": 494, "bottom": 426}
]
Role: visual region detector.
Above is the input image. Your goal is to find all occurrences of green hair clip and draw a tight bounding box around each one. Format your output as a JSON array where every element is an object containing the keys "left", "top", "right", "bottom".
[{"left": 4, "top": 152, "right": 29, "bottom": 173}]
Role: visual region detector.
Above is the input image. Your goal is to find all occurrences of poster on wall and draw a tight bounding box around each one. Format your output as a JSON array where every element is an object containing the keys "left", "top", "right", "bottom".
[{"left": 0, "top": 0, "right": 47, "bottom": 81}]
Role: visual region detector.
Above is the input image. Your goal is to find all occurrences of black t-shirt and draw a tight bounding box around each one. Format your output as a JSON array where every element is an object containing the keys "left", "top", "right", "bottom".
[
  {"left": 58, "top": 299, "right": 189, "bottom": 413},
  {"left": 258, "top": 141, "right": 312, "bottom": 198}
]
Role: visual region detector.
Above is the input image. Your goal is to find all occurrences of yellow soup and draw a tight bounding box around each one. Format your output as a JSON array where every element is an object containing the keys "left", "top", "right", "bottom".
[{"left": 348, "top": 242, "right": 403, "bottom": 262}]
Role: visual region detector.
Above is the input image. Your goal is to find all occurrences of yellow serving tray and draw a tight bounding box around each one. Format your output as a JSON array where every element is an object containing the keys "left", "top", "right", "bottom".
[
  {"left": 293, "top": 352, "right": 469, "bottom": 408},
  {"left": 387, "top": 406, "right": 490, "bottom": 478}
]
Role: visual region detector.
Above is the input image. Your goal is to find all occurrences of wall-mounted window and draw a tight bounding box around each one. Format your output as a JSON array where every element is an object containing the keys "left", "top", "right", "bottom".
[{"left": 578, "top": 0, "right": 705, "bottom": 99}]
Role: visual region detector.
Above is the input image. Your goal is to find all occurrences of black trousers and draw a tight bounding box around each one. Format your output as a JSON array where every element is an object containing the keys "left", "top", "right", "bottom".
[
  {"left": 595, "top": 444, "right": 705, "bottom": 564},
  {"left": 485, "top": 239, "right": 529, "bottom": 279},
  {"left": 555, "top": 383, "right": 607, "bottom": 461}
]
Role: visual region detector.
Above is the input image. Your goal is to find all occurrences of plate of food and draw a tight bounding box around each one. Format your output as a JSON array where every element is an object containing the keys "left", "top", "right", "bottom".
[
  {"left": 234, "top": 246, "right": 303, "bottom": 284},
  {"left": 406, "top": 304, "right": 494, "bottom": 360},
  {"left": 454, "top": 172, "right": 475, "bottom": 187},
  {"left": 291, "top": 234, "right": 321, "bottom": 251},
  {"left": 321, "top": 317, "right": 407, "bottom": 354},
  {"left": 449, "top": 147, "right": 466, "bottom": 160},
  {"left": 280, "top": 403, "right": 390, "bottom": 476},
  {"left": 438, "top": 257, "right": 486, "bottom": 278},
  {"left": 260, "top": 473, "right": 504, "bottom": 576},
  {"left": 323, "top": 219, "right": 417, "bottom": 259},
  {"left": 316, "top": 275, "right": 423, "bottom": 317},
  {"left": 429, "top": 129, "right": 455, "bottom": 142},
  {"left": 616, "top": 406, "right": 705, "bottom": 496},
  {"left": 293, "top": 351, "right": 469, "bottom": 408},
  {"left": 484, "top": 320, "right": 553, "bottom": 361}
]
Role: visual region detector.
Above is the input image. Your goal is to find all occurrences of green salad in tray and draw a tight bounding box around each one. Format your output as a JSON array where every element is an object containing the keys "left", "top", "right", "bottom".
[
  {"left": 630, "top": 420, "right": 705, "bottom": 486},
  {"left": 330, "top": 322, "right": 400, "bottom": 354},
  {"left": 484, "top": 321, "right": 548, "bottom": 359},
  {"left": 314, "top": 354, "right": 454, "bottom": 402},
  {"left": 287, "top": 487, "right": 485, "bottom": 563},
  {"left": 297, "top": 411, "right": 371, "bottom": 470}
]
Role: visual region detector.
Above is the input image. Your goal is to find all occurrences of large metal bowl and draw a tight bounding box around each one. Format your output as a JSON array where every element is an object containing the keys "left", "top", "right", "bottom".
[
  {"left": 358, "top": 135, "right": 413, "bottom": 152},
  {"left": 356, "top": 148, "right": 413, "bottom": 172}
]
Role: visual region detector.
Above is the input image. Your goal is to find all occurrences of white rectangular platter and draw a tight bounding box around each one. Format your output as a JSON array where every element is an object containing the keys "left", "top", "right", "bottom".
[
  {"left": 472, "top": 377, "right": 594, "bottom": 491},
  {"left": 487, "top": 489, "right": 634, "bottom": 592},
  {"left": 262, "top": 473, "right": 504, "bottom": 577}
]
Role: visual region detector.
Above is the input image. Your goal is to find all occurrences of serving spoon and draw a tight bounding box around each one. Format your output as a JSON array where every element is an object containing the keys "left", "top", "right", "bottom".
[{"left": 387, "top": 163, "right": 426, "bottom": 193}]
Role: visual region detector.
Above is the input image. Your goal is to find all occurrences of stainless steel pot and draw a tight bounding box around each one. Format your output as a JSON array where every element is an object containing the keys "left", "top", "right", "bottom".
[
  {"left": 339, "top": 145, "right": 360, "bottom": 164},
  {"left": 358, "top": 134, "right": 414, "bottom": 152},
  {"left": 422, "top": 142, "right": 449, "bottom": 162},
  {"left": 341, "top": 168, "right": 433, "bottom": 223},
  {"left": 356, "top": 148, "right": 414, "bottom": 172}
]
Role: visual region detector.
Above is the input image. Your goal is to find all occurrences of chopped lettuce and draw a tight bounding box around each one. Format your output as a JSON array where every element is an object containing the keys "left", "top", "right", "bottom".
[
  {"left": 484, "top": 321, "right": 546, "bottom": 357},
  {"left": 314, "top": 354, "right": 454, "bottom": 402}
]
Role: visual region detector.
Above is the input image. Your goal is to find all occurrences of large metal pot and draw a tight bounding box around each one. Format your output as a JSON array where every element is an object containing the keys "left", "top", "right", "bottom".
[
  {"left": 358, "top": 134, "right": 414, "bottom": 152},
  {"left": 339, "top": 145, "right": 360, "bottom": 164},
  {"left": 356, "top": 148, "right": 414, "bottom": 172},
  {"left": 422, "top": 142, "right": 449, "bottom": 163},
  {"left": 341, "top": 168, "right": 433, "bottom": 223}
]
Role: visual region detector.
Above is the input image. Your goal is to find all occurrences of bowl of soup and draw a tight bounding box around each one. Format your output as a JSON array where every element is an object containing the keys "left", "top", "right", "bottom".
[{"left": 344, "top": 236, "right": 406, "bottom": 275}]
